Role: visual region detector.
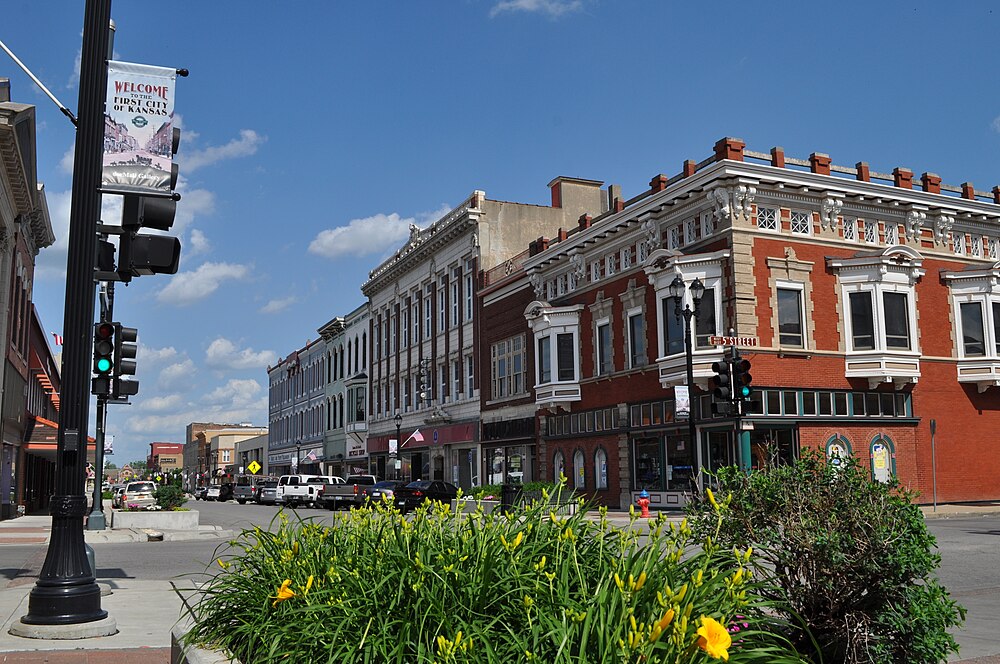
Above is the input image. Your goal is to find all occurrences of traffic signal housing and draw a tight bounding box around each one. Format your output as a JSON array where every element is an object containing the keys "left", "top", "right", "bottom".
[
  {"left": 117, "top": 126, "right": 182, "bottom": 280},
  {"left": 114, "top": 324, "right": 139, "bottom": 398},
  {"left": 92, "top": 322, "right": 115, "bottom": 395},
  {"left": 733, "top": 356, "right": 753, "bottom": 401},
  {"left": 709, "top": 354, "right": 734, "bottom": 416}
]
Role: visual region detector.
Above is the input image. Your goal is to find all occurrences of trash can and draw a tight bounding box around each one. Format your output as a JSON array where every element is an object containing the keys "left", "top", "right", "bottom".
[{"left": 500, "top": 484, "right": 523, "bottom": 514}]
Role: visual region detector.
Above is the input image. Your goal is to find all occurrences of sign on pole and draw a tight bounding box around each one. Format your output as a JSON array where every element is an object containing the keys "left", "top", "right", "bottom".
[
  {"left": 675, "top": 385, "right": 690, "bottom": 421},
  {"left": 103, "top": 61, "right": 177, "bottom": 194},
  {"left": 708, "top": 335, "right": 759, "bottom": 348},
  {"left": 247, "top": 460, "right": 261, "bottom": 475}
]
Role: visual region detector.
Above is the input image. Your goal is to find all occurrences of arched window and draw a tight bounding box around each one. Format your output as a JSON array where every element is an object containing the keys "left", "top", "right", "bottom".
[
  {"left": 594, "top": 448, "right": 608, "bottom": 489},
  {"left": 870, "top": 434, "right": 896, "bottom": 483},
  {"left": 573, "top": 449, "right": 585, "bottom": 490},
  {"left": 825, "top": 434, "right": 851, "bottom": 469},
  {"left": 553, "top": 450, "right": 565, "bottom": 483}
]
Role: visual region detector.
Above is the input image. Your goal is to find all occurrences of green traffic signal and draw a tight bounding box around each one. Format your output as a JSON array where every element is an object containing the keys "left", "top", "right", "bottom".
[
  {"left": 96, "top": 356, "right": 112, "bottom": 373},
  {"left": 93, "top": 322, "right": 115, "bottom": 376}
]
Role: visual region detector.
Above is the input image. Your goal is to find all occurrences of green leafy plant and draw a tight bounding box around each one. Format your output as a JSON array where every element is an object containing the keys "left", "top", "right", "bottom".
[
  {"left": 155, "top": 484, "right": 187, "bottom": 510},
  {"left": 186, "top": 485, "right": 807, "bottom": 663},
  {"left": 686, "top": 452, "right": 965, "bottom": 664}
]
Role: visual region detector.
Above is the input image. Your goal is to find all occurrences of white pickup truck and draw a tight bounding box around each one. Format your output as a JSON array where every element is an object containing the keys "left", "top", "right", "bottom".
[
  {"left": 317, "top": 475, "right": 378, "bottom": 510},
  {"left": 275, "top": 474, "right": 342, "bottom": 508}
]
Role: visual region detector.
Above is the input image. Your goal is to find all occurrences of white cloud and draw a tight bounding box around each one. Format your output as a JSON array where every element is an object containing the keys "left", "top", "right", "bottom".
[
  {"left": 259, "top": 296, "right": 297, "bottom": 314},
  {"left": 308, "top": 203, "right": 452, "bottom": 260},
  {"left": 67, "top": 44, "right": 82, "bottom": 89},
  {"left": 205, "top": 337, "right": 277, "bottom": 371},
  {"left": 490, "top": 0, "right": 583, "bottom": 18},
  {"left": 204, "top": 379, "right": 262, "bottom": 406},
  {"left": 158, "top": 359, "right": 196, "bottom": 391},
  {"left": 180, "top": 129, "right": 266, "bottom": 172},
  {"left": 992, "top": 115, "right": 1000, "bottom": 133},
  {"left": 34, "top": 189, "right": 72, "bottom": 279},
  {"left": 60, "top": 145, "right": 75, "bottom": 173},
  {"left": 137, "top": 394, "right": 185, "bottom": 412},
  {"left": 138, "top": 344, "right": 179, "bottom": 366},
  {"left": 189, "top": 229, "right": 211, "bottom": 255},
  {"left": 156, "top": 261, "right": 250, "bottom": 306}
]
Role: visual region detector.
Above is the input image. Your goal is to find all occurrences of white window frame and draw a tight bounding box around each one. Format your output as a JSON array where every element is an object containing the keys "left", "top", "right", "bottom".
[
  {"left": 843, "top": 217, "right": 857, "bottom": 242},
  {"left": 438, "top": 278, "right": 447, "bottom": 331},
  {"left": 401, "top": 306, "right": 409, "bottom": 348},
  {"left": 412, "top": 300, "right": 420, "bottom": 344},
  {"left": 638, "top": 241, "right": 650, "bottom": 263},
  {"left": 467, "top": 355, "right": 475, "bottom": 399},
  {"left": 989, "top": 237, "right": 999, "bottom": 260},
  {"left": 573, "top": 449, "right": 585, "bottom": 490},
  {"left": 701, "top": 210, "right": 714, "bottom": 237},
  {"left": 620, "top": 246, "right": 632, "bottom": 271},
  {"left": 864, "top": 219, "right": 878, "bottom": 244},
  {"left": 465, "top": 260, "right": 474, "bottom": 322},
  {"left": 971, "top": 235, "right": 983, "bottom": 258},
  {"left": 953, "top": 232, "right": 966, "bottom": 255},
  {"left": 594, "top": 448, "right": 608, "bottom": 490},
  {"left": 526, "top": 303, "right": 583, "bottom": 388},
  {"left": 424, "top": 287, "right": 433, "bottom": 338},
  {"left": 790, "top": 210, "right": 812, "bottom": 236},
  {"left": 439, "top": 364, "right": 448, "bottom": 403},
  {"left": 451, "top": 270, "right": 460, "bottom": 327},
  {"left": 841, "top": 282, "right": 919, "bottom": 353},
  {"left": 668, "top": 226, "right": 681, "bottom": 250},
  {"left": 756, "top": 206, "right": 778, "bottom": 232},
  {"left": 775, "top": 281, "right": 806, "bottom": 349},
  {"left": 684, "top": 218, "right": 697, "bottom": 245},
  {"left": 557, "top": 274, "right": 567, "bottom": 296},
  {"left": 591, "top": 261, "right": 601, "bottom": 283},
  {"left": 885, "top": 223, "right": 898, "bottom": 246},
  {"left": 596, "top": 317, "right": 612, "bottom": 376},
  {"left": 453, "top": 359, "right": 462, "bottom": 401},
  {"left": 947, "top": 277, "right": 1000, "bottom": 360},
  {"left": 626, "top": 307, "right": 647, "bottom": 369},
  {"left": 605, "top": 254, "right": 616, "bottom": 277}
]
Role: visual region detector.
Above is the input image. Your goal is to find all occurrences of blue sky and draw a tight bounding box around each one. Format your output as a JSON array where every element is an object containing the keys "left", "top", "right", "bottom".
[{"left": 3, "top": 1, "right": 998, "bottom": 465}]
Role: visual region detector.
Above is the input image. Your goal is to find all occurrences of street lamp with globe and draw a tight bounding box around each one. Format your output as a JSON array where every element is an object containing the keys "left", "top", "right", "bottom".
[{"left": 668, "top": 275, "right": 705, "bottom": 492}]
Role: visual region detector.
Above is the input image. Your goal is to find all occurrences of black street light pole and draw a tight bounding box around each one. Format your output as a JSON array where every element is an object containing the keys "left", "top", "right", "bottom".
[
  {"left": 669, "top": 275, "right": 705, "bottom": 494},
  {"left": 394, "top": 413, "right": 402, "bottom": 482},
  {"left": 295, "top": 442, "right": 301, "bottom": 473},
  {"left": 22, "top": 0, "right": 112, "bottom": 627}
]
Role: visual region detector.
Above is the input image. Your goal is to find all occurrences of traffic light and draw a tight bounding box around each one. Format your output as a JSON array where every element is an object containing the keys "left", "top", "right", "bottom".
[
  {"left": 710, "top": 354, "right": 734, "bottom": 416},
  {"left": 92, "top": 322, "right": 115, "bottom": 396},
  {"left": 113, "top": 324, "right": 139, "bottom": 398},
  {"left": 117, "top": 126, "right": 182, "bottom": 280},
  {"left": 733, "top": 355, "right": 753, "bottom": 401}
]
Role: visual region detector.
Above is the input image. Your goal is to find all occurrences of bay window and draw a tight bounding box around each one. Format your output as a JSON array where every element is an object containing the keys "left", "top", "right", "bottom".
[{"left": 525, "top": 300, "right": 583, "bottom": 406}]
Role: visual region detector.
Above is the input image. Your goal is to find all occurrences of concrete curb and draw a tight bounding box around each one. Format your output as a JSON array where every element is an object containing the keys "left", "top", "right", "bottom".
[{"left": 171, "top": 622, "right": 234, "bottom": 664}]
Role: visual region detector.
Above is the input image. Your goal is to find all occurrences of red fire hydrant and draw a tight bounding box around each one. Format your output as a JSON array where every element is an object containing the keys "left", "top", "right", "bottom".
[{"left": 636, "top": 489, "right": 651, "bottom": 518}]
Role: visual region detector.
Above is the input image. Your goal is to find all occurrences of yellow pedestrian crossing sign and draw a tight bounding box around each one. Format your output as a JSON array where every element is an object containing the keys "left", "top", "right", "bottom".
[{"left": 247, "top": 460, "right": 262, "bottom": 475}]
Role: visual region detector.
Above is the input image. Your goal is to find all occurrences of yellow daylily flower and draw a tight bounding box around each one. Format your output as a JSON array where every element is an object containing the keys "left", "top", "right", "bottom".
[
  {"left": 271, "top": 579, "right": 296, "bottom": 607},
  {"left": 696, "top": 616, "right": 732, "bottom": 661}
]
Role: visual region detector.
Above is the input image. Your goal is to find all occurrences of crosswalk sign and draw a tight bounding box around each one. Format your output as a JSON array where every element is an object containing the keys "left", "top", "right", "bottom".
[{"left": 247, "top": 460, "right": 262, "bottom": 475}]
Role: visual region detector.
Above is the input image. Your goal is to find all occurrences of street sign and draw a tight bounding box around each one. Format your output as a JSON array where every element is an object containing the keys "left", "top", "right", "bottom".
[
  {"left": 709, "top": 335, "right": 759, "bottom": 347},
  {"left": 247, "top": 460, "right": 262, "bottom": 475}
]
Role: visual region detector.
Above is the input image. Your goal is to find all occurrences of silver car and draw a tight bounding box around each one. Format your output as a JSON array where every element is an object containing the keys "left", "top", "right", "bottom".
[{"left": 120, "top": 481, "right": 157, "bottom": 509}]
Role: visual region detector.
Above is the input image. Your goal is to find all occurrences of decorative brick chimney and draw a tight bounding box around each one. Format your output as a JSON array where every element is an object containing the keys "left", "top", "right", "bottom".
[
  {"left": 920, "top": 172, "right": 941, "bottom": 194},
  {"left": 713, "top": 137, "right": 745, "bottom": 162},
  {"left": 809, "top": 152, "right": 831, "bottom": 176},
  {"left": 893, "top": 167, "right": 913, "bottom": 190},
  {"left": 856, "top": 162, "right": 871, "bottom": 182},
  {"left": 961, "top": 182, "right": 976, "bottom": 200},
  {"left": 649, "top": 174, "right": 668, "bottom": 192},
  {"left": 770, "top": 146, "right": 785, "bottom": 168}
]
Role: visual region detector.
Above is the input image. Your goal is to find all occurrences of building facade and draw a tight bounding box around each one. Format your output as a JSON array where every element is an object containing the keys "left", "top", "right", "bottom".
[
  {"left": 488, "top": 137, "right": 1000, "bottom": 509},
  {"left": 148, "top": 442, "right": 183, "bottom": 473},
  {"left": 235, "top": 433, "right": 269, "bottom": 477},
  {"left": 267, "top": 339, "right": 325, "bottom": 475},
  {"left": 362, "top": 182, "right": 605, "bottom": 491},
  {"left": 1, "top": 81, "right": 57, "bottom": 519},
  {"left": 183, "top": 421, "right": 256, "bottom": 491}
]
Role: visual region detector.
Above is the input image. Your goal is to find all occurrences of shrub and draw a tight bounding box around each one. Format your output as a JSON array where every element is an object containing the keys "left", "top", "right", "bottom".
[
  {"left": 686, "top": 452, "right": 965, "bottom": 664},
  {"left": 187, "top": 487, "right": 807, "bottom": 663},
  {"left": 155, "top": 484, "right": 187, "bottom": 510}
]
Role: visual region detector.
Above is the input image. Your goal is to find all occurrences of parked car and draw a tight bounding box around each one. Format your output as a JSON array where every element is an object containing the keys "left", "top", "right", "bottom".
[
  {"left": 317, "top": 475, "right": 376, "bottom": 510},
  {"left": 276, "top": 475, "right": 335, "bottom": 508},
  {"left": 256, "top": 480, "right": 279, "bottom": 505},
  {"left": 111, "top": 484, "right": 127, "bottom": 508},
  {"left": 193, "top": 486, "right": 209, "bottom": 500},
  {"left": 362, "top": 480, "right": 408, "bottom": 506},
  {"left": 394, "top": 480, "right": 459, "bottom": 513},
  {"left": 120, "top": 481, "right": 157, "bottom": 509},
  {"left": 206, "top": 483, "right": 234, "bottom": 502},
  {"left": 234, "top": 475, "right": 273, "bottom": 504},
  {"left": 259, "top": 480, "right": 279, "bottom": 504}
]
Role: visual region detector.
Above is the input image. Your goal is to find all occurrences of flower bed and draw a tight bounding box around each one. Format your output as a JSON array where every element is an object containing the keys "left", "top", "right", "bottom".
[{"left": 184, "top": 485, "right": 807, "bottom": 663}]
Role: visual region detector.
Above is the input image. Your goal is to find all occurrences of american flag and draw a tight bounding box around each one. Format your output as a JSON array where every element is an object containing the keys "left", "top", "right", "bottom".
[
  {"left": 52, "top": 333, "right": 63, "bottom": 346},
  {"left": 306, "top": 451, "right": 318, "bottom": 462},
  {"left": 410, "top": 429, "right": 424, "bottom": 443}
]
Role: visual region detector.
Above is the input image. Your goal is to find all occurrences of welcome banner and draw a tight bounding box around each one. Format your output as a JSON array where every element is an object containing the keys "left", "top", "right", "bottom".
[{"left": 102, "top": 61, "right": 176, "bottom": 194}]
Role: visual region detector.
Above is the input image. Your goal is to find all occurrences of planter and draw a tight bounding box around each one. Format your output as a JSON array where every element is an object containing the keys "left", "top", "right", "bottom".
[{"left": 111, "top": 509, "right": 199, "bottom": 530}]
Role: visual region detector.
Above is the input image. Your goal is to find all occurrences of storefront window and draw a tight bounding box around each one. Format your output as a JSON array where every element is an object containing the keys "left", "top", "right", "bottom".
[
  {"left": 573, "top": 450, "right": 585, "bottom": 489},
  {"left": 665, "top": 433, "right": 694, "bottom": 491},
  {"left": 633, "top": 437, "right": 662, "bottom": 491},
  {"left": 595, "top": 448, "right": 608, "bottom": 490},
  {"left": 553, "top": 450, "right": 565, "bottom": 482},
  {"left": 748, "top": 428, "right": 798, "bottom": 470}
]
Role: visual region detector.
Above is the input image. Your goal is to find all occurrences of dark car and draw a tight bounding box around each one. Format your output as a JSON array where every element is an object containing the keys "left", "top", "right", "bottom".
[
  {"left": 394, "top": 480, "right": 459, "bottom": 513},
  {"left": 363, "top": 480, "right": 408, "bottom": 506},
  {"left": 256, "top": 480, "right": 279, "bottom": 505}
]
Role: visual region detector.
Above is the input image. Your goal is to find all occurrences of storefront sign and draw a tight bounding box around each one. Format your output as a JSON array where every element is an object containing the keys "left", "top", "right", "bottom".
[{"left": 347, "top": 437, "right": 367, "bottom": 458}]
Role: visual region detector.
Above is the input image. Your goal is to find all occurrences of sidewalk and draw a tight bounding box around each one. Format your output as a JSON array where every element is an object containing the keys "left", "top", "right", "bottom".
[{"left": 0, "top": 503, "right": 996, "bottom": 663}]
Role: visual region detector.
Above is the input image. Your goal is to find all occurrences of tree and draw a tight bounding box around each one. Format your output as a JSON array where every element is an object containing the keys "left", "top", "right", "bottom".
[
  {"left": 104, "top": 462, "right": 118, "bottom": 470},
  {"left": 686, "top": 451, "right": 965, "bottom": 664}
]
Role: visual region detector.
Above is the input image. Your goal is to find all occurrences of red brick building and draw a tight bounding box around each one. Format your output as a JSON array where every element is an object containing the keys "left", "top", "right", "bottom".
[{"left": 480, "top": 138, "right": 1000, "bottom": 509}]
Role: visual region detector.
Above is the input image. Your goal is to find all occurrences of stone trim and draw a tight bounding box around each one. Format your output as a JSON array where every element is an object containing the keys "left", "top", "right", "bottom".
[{"left": 765, "top": 248, "right": 816, "bottom": 351}]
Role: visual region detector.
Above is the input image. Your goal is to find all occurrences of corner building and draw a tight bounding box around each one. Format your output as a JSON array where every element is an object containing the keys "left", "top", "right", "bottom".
[{"left": 489, "top": 137, "right": 1000, "bottom": 509}]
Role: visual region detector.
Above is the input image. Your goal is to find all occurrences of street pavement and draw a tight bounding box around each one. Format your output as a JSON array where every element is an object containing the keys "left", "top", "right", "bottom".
[{"left": 0, "top": 501, "right": 996, "bottom": 663}]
